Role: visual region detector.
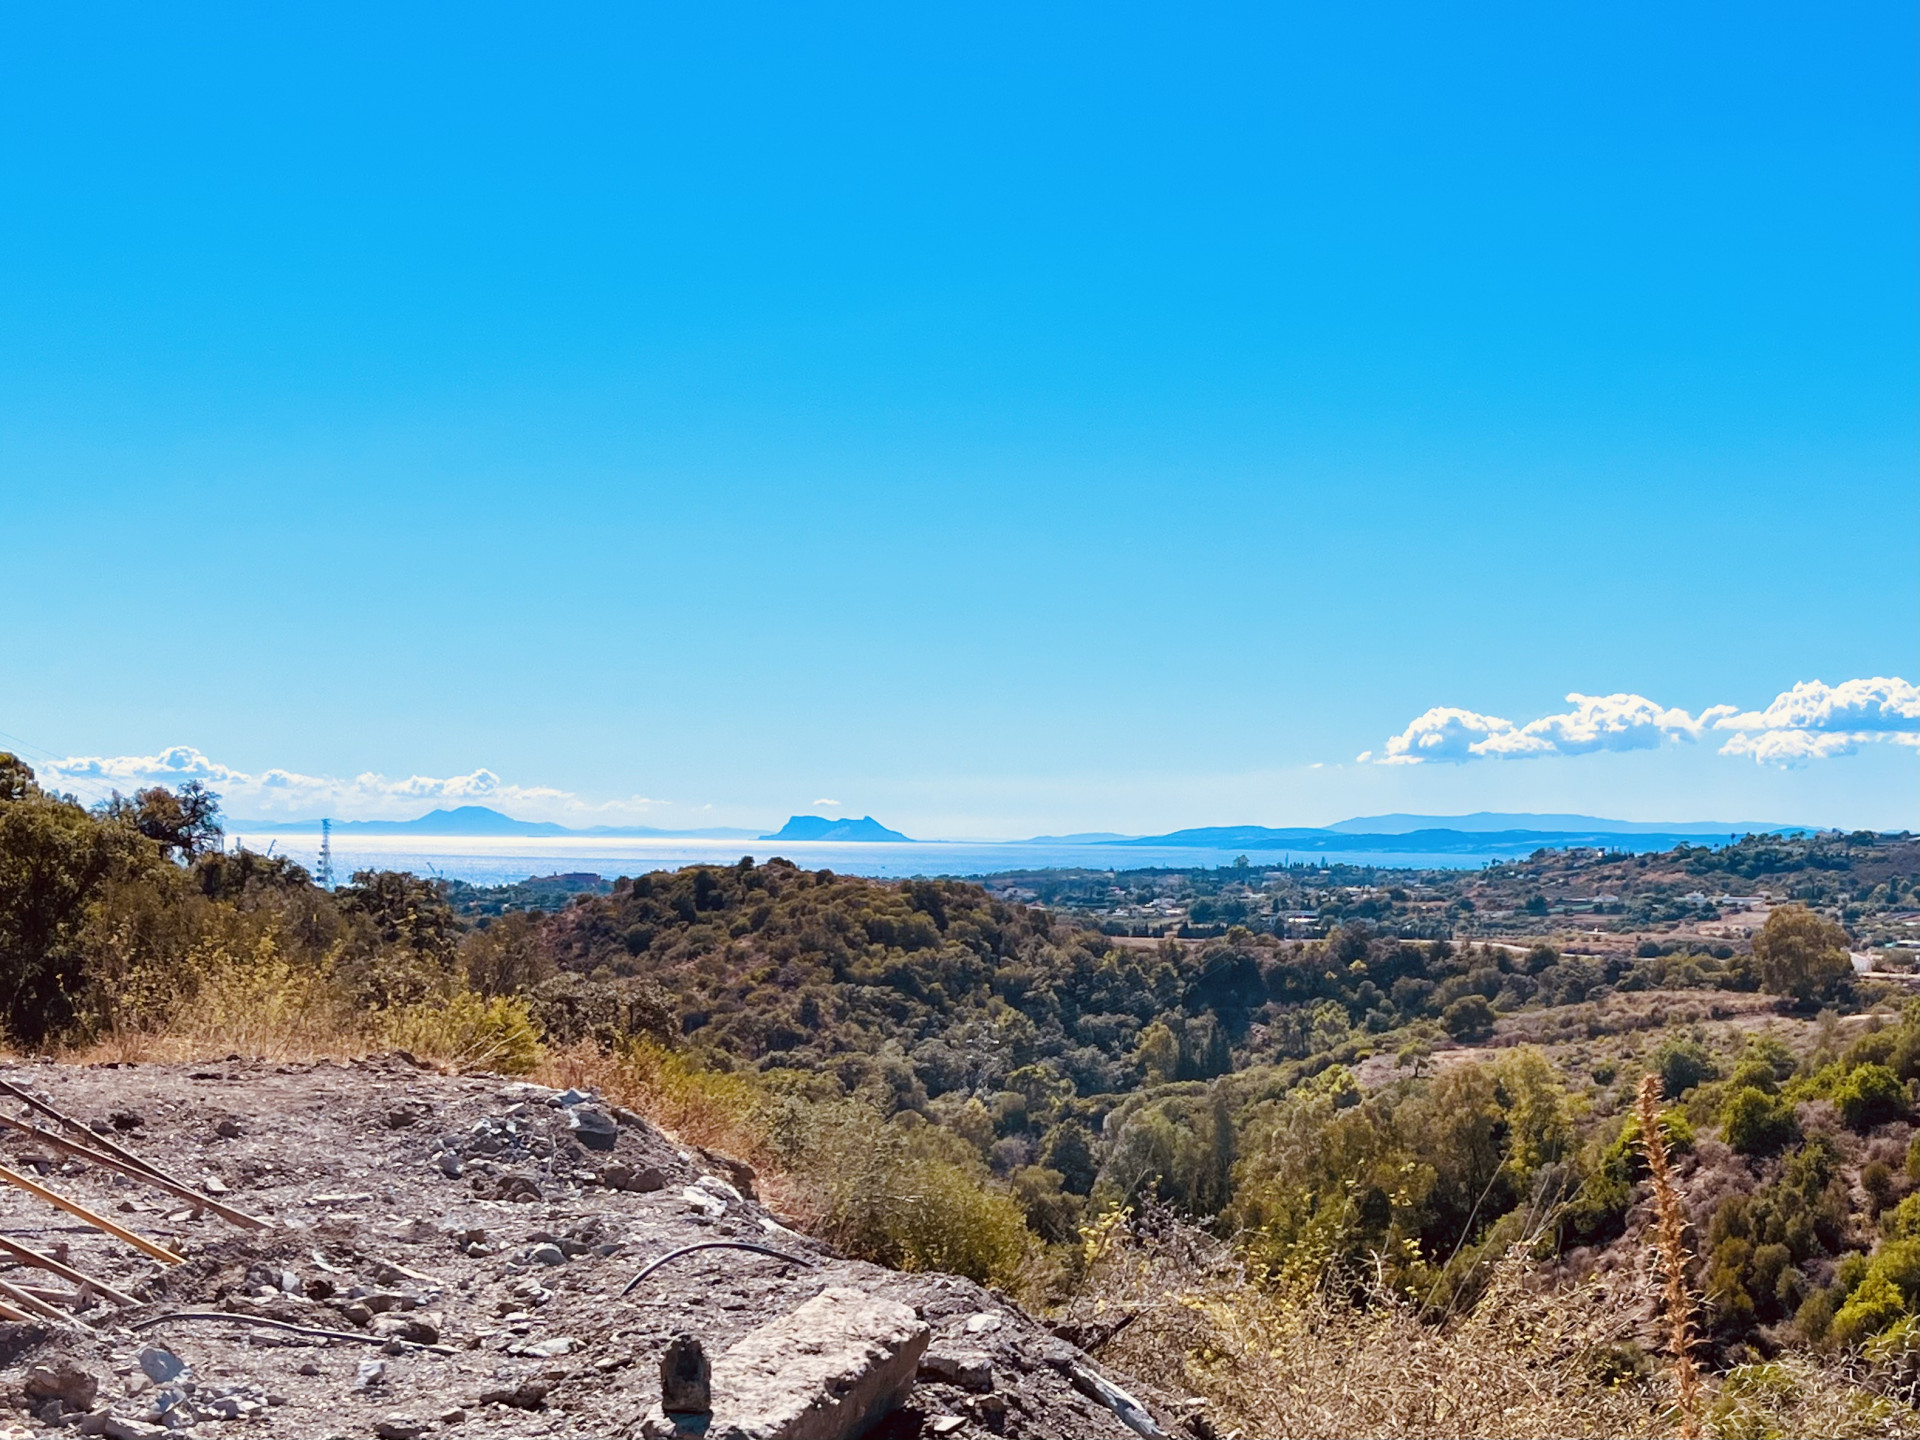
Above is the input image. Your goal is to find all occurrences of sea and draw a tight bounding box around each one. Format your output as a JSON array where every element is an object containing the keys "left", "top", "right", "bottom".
[{"left": 221, "top": 831, "right": 1609, "bottom": 886}]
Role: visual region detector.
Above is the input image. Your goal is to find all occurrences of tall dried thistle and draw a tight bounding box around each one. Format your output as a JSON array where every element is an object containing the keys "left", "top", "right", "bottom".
[{"left": 1637, "top": 1072, "right": 1705, "bottom": 1440}]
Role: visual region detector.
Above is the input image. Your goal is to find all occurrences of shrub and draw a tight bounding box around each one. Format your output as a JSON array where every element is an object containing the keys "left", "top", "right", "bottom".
[
  {"left": 385, "top": 991, "right": 542, "bottom": 1074},
  {"left": 1836, "top": 1063, "right": 1907, "bottom": 1132},
  {"left": 1654, "top": 1037, "right": 1718, "bottom": 1099},
  {"left": 1722, "top": 1085, "right": 1800, "bottom": 1156},
  {"left": 1442, "top": 994, "right": 1496, "bottom": 1042}
]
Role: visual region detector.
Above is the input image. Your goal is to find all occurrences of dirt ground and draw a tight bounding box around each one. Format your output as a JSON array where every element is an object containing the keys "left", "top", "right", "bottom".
[{"left": 0, "top": 1056, "right": 1166, "bottom": 1440}]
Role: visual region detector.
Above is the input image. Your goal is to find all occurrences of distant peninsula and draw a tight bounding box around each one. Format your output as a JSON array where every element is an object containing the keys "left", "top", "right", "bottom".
[{"left": 760, "top": 815, "right": 914, "bottom": 843}]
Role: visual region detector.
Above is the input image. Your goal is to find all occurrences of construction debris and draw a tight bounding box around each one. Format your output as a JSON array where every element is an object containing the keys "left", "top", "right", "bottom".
[{"left": 0, "top": 1058, "right": 1172, "bottom": 1438}]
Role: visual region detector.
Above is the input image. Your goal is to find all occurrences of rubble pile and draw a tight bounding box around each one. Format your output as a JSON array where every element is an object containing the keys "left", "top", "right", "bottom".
[{"left": 0, "top": 1058, "right": 1174, "bottom": 1440}]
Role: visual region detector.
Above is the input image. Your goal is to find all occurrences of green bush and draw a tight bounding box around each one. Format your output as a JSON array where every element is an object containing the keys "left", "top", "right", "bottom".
[
  {"left": 1835, "top": 1063, "right": 1907, "bottom": 1131},
  {"left": 1721, "top": 1086, "right": 1800, "bottom": 1156},
  {"left": 1653, "top": 1036, "right": 1718, "bottom": 1099},
  {"left": 1442, "top": 994, "right": 1495, "bottom": 1042}
]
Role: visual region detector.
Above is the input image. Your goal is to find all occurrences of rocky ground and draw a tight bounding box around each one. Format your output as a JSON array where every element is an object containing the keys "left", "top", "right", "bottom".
[{"left": 0, "top": 1056, "right": 1171, "bottom": 1440}]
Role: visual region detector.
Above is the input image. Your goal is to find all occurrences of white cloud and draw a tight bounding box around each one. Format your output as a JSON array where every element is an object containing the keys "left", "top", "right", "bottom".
[
  {"left": 1712, "top": 677, "right": 1920, "bottom": 737},
  {"left": 813, "top": 797, "right": 842, "bottom": 808},
  {"left": 1371, "top": 677, "right": 1917, "bottom": 769},
  {"left": 38, "top": 747, "right": 587, "bottom": 818},
  {"left": 1378, "top": 706, "right": 1525, "bottom": 765}
]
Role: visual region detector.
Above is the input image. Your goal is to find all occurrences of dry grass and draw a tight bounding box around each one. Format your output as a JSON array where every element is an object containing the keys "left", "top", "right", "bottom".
[
  {"left": 61, "top": 950, "right": 541, "bottom": 1074},
  {"left": 1062, "top": 1204, "right": 1920, "bottom": 1440}
]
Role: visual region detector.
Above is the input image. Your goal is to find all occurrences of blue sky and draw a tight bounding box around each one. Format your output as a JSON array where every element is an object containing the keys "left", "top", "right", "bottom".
[{"left": 3, "top": 3, "right": 1915, "bottom": 836}]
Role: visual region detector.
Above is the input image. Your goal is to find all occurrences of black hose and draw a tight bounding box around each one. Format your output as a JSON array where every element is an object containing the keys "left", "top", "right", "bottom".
[
  {"left": 128, "top": 1310, "right": 456, "bottom": 1355},
  {"left": 619, "top": 1241, "right": 815, "bottom": 1297}
]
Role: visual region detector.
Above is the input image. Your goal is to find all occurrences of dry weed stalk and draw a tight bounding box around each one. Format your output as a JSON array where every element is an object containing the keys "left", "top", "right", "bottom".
[{"left": 1636, "top": 1072, "right": 1704, "bottom": 1440}]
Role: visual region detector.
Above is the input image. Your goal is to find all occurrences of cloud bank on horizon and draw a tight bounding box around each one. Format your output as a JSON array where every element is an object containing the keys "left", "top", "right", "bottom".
[
  {"left": 22, "top": 676, "right": 1915, "bottom": 826},
  {"left": 28, "top": 746, "right": 632, "bottom": 820},
  {"left": 1365, "top": 677, "right": 1920, "bottom": 768}
]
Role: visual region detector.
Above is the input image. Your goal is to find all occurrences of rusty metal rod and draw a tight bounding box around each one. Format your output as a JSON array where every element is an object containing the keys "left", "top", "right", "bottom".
[
  {"left": 0, "top": 1078, "right": 173, "bottom": 1183},
  {"left": 0, "top": 1233, "right": 141, "bottom": 1307},
  {"left": 0, "top": 1162, "right": 181, "bottom": 1265},
  {"left": 0, "top": 1275, "right": 95, "bottom": 1333},
  {"left": 0, "top": 1111, "right": 265, "bottom": 1230}
]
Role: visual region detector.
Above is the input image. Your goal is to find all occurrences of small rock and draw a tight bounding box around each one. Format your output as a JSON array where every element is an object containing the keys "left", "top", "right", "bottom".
[
  {"left": 135, "top": 1348, "right": 188, "bottom": 1386},
  {"left": 372, "top": 1313, "right": 443, "bottom": 1346},
  {"left": 385, "top": 1109, "right": 419, "bottom": 1129},
  {"left": 919, "top": 1349, "right": 995, "bottom": 1393},
  {"left": 374, "top": 1419, "right": 426, "bottom": 1440},
  {"left": 552, "top": 1088, "right": 592, "bottom": 1107},
  {"left": 601, "top": 1161, "right": 666, "bottom": 1193},
  {"left": 963, "top": 1312, "right": 1003, "bottom": 1335},
  {"left": 296, "top": 1363, "right": 321, "bottom": 1378},
  {"left": 75, "top": 1414, "right": 168, "bottom": 1440},
  {"left": 214, "top": 1118, "right": 243, "bottom": 1139},
  {"left": 438, "top": 1407, "right": 468, "bottom": 1424},
  {"left": 566, "top": 1105, "right": 619, "bottom": 1152},
  {"left": 356, "top": 1359, "right": 388, "bottom": 1390},
  {"left": 436, "top": 1153, "right": 464, "bottom": 1179},
  {"left": 660, "top": 1333, "right": 711, "bottom": 1414},
  {"left": 109, "top": 1109, "right": 145, "bottom": 1131},
  {"left": 528, "top": 1243, "right": 566, "bottom": 1267},
  {"left": 26, "top": 1359, "right": 99, "bottom": 1408},
  {"left": 478, "top": 1381, "right": 548, "bottom": 1410},
  {"left": 523, "top": 1335, "right": 577, "bottom": 1358}
]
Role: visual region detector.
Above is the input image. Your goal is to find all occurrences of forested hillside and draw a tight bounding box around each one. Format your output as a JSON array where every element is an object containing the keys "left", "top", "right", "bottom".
[{"left": 6, "top": 757, "right": 1920, "bottom": 1433}]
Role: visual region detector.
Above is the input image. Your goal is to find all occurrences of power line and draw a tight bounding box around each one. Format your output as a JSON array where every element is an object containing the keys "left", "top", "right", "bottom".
[{"left": 0, "top": 725, "right": 117, "bottom": 804}]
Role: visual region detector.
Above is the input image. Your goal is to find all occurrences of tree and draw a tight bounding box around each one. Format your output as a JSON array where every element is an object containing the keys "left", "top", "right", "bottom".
[
  {"left": 1135, "top": 1020, "right": 1179, "bottom": 1085},
  {"left": 1721, "top": 1086, "right": 1799, "bottom": 1156},
  {"left": 1752, "top": 904, "right": 1852, "bottom": 1002},
  {"left": 1836, "top": 1063, "right": 1907, "bottom": 1132},
  {"left": 0, "top": 753, "right": 38, "bottom": 803},
  {"left": 1654, "top": 1037, "right": 1718, "bottom": 1099},
  {"left": 0, "top": 792, "right": 142, "bottom": 1044},
  {"left": 103, "top": 782, "right": 225, "bottom": 861},
  {"left": 1443, "top": 994, "right": 1496, "bottom": 1042}
]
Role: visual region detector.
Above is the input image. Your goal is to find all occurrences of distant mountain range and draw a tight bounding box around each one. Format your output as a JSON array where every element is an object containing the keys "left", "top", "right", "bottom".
[
  {"left": 1104, "top": 816, "right": 1805, "bottom": 856},
  {"left": 760, "top": 815, "right": 914, "bottom": 843},
  {"left": 231, "top": 806, "right": 759, "bottom": 840},
  {"left": 229, "top": 805, "right": 1806, "bottom": 856},
  {"left": 1323, "top": 811, "right": 1794, "bottom": 836}
]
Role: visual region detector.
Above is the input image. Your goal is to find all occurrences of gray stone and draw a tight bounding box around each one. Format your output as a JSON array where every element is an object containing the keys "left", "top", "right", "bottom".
[
  {"left": 135, "top": 1348, "right": 188, "bottom": 1386},
  {"left": 528, "top": 1242, "right": 567, "bottom": 1266},
  {"left": 374, "top": 1419, "right": 426, "bottom": 1440},
  {"left": 661, "top": 1333, "right": 711, "bottom": 1414},
  {"left": 602, "top": 1161, "right": 666, "bottom": 1193},
  {"left": 437, "top": 1152, "right": 464, "bottom": 1178},
  {"left": 707, "top": 1285, "right": 929, "bottom": 1440},
  {"left": 918, "top": 1349, "right": 994, "bottom": 1393},
  {"left": 76, "top": 1413, "right": 169, "bottom": 1440},
  {"left": 371, "top": 1312, "right": 443, "bottom": 1345},
  {"left": 26, "top": 1359, "right": 99, "bottom": 1408},
  {"left": 356, "top": 1359, "right": 388, "bottom": 1390},
  {"left": 567, "top": 1105, "right": 619, "bottom": 1151}
]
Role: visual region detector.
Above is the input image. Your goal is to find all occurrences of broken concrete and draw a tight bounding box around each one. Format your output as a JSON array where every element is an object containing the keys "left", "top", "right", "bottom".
[{"left": 713, "top": 1286, "right": 927, "bottom": 1440}]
